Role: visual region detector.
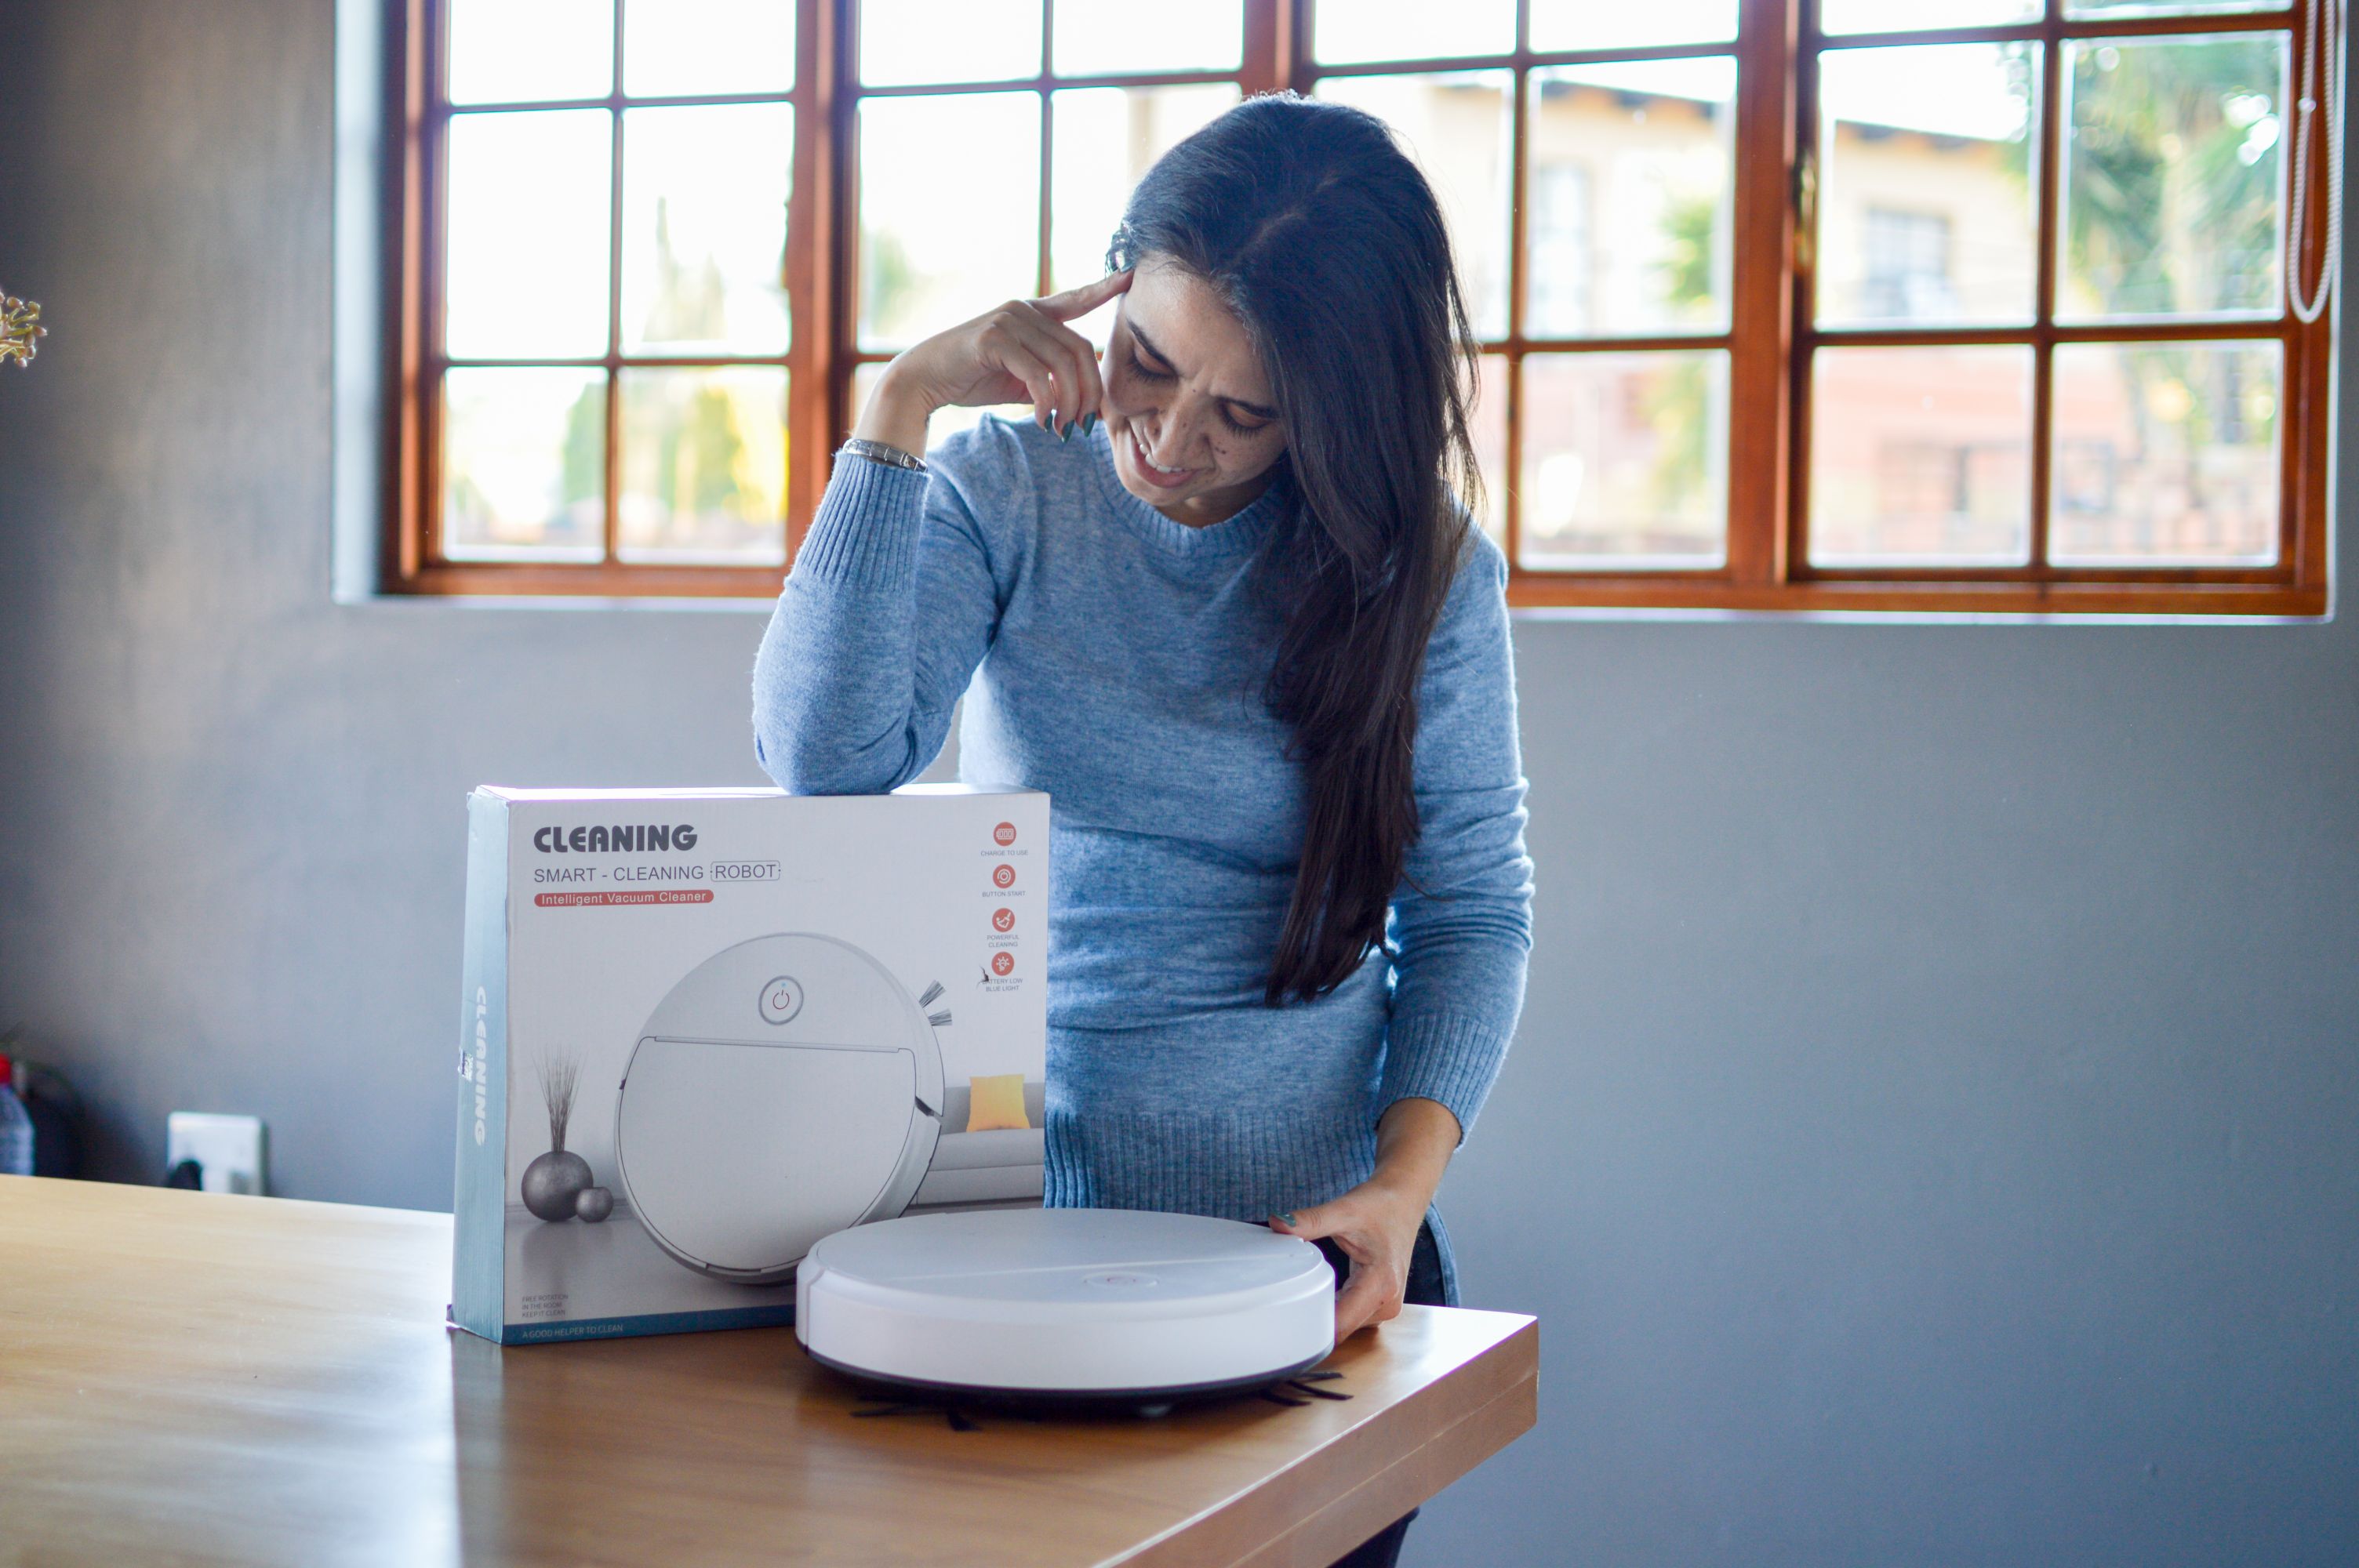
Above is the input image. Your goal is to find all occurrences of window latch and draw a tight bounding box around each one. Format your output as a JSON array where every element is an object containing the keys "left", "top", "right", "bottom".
[{"left": 1792, "top": 142, "right": 1818, "bottom": 275}]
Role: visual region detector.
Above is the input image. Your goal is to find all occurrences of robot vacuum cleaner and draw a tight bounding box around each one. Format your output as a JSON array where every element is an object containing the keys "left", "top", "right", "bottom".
[
  {"left": 797, "top": 1208, "right": 1337, "bottom": 1407},
  {"left": 616, "top": 933, "right": 1041, "bottom": 1286}
]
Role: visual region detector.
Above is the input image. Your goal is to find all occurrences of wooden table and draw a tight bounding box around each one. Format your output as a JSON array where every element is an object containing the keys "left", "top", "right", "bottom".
[{"left": 0, "top": 1178, "right": 1536, "bottom": 1566}]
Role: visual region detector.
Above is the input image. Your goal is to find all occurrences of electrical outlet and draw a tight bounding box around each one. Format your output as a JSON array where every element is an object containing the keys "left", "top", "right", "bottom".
[{"left": 166, "top": 1112, "right": 267, "bottom": 1196}]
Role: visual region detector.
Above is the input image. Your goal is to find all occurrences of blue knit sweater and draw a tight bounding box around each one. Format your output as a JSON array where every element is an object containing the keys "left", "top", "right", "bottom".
[{"left": 751, "top": 417, "right": 1532, "bottom": 1287}]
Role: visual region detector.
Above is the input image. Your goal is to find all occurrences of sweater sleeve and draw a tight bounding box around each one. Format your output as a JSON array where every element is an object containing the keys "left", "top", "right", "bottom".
[
  {"left": 750, "top": 430, "right": 1008, "bottom": 793},
  {"left": 1379, "top": 527, "right": 1535, "bottom": 1142}
]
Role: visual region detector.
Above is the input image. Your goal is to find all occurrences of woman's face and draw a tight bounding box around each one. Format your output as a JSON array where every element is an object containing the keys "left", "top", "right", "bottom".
[{"left": 1103, "top": 258, "right": 1289, "bottom": 524}]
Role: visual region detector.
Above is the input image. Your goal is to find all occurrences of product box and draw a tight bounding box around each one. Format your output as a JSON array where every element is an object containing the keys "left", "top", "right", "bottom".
[{"left": 452, "top": 784, "right": 1048, "bottom": 1345}]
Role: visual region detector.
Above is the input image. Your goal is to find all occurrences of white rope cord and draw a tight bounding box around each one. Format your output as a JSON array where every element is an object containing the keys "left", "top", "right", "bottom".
[{"left": 2288, "top": 0, "right": 2346, "bottom": 325}]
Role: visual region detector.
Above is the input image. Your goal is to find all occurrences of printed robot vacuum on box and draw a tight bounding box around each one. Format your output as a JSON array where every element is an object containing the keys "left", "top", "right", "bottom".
[{"left": 620, "top": 931, "right": 962, "bottom": 1283}]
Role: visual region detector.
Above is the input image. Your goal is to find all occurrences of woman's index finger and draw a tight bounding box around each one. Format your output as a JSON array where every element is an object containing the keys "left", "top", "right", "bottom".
[{"left": 1037, "top": 268, "right": 1133, "bottom": 322}]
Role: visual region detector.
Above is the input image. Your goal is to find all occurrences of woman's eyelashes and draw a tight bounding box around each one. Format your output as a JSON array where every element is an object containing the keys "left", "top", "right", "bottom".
[{"left": 1124, "top": 348, "right": 1270, "bottom": 437}]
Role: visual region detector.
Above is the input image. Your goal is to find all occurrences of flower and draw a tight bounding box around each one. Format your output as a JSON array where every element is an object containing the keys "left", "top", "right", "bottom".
[{"left": 1, "top": 292, "right": 47, "bottom": 368}]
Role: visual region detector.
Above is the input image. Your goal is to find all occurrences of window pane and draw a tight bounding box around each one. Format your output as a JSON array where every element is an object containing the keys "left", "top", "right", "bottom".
[
  {"left": 1054, "top": 0, "right": 1241, "bottom": 75},
  {"left": 1470, "top": 353, "right": 1507, "bottom": 553},
  {"left": 1520, "top": 350, "right": 1728, "bottom": 568},
  {"left": 622, "top": 103, "right": 792, "bottom": 354},
  {"left": 2066, "top": 0, "right": 2277, "bottom": 17},
  {"left": 442, "top": 367, "right": 606, "bottom": 561},
  {"left": 850, "top": 362, "right": 1030, "bottom": 447},
  {"left": 1820, "top": 0, "right": 2039, "bottom": 32},
  {"left": 2059, "top": 33, "right": 2287, "bottom": 320},
  {"left": 1528, "top": 2, "right": 1736, "bottom": 51},
  {"left": 1052, "top": 85, "right": 1241, "bottom": 343},
  {"left": 1816, "top": 43, "right": 2037, "bottom": 326},
  {"left": 623, "top": 0, "right": 794, "bottom": 96},
  {"left": 1526, "top": 58, "right": 1737, "bottom": 339},
  {"left": 445, "top": 110, "right": 612, "bottom": 358},
  {"left": 860, "top": 0, "right": 1042, "bottom": 85},
  {"left": 447, "top": 0, "right": 612, "bottom": 105},
  {"left": 1808, "top": 344, "right": 2031, "bottom": 566},
  {"left": 2049, "top": 339, "right": 2279, "bottom": 564},
  {"left": 619, "top": 367, "right": 787, "bottom": 565},
  {"left": 1315, "top": 72, "right": 1514, "bottom": 340},
  {"left": 858, "top": 93, "right": 1041, "bottom": 350},
  {"left": 1313, "top": 0, "right": 1513, "bottom": 64}
]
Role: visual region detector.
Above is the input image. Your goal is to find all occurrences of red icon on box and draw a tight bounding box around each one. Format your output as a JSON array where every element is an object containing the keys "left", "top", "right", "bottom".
[
  {"left": 992, "top": 864, "right": 1016, "bottom": 889},
  {"left": 994, "top": 822, "right": 1017, "bottom": 846},
  {"left": 992, "top": 907, "right": 1015, "bottom": 933},
  {"left": 991, "top": 953, "right": 1015, "bottom": 977}
]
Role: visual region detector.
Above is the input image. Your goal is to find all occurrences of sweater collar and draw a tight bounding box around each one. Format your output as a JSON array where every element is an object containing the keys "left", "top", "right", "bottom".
[{"left": 1088, "top": 422, "right": 1291, "bottom": 559}]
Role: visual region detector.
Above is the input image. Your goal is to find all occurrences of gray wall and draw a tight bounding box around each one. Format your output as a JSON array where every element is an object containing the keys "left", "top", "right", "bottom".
[{"left": 1, "top": 4, "right": 2351, "bottom": 1564}]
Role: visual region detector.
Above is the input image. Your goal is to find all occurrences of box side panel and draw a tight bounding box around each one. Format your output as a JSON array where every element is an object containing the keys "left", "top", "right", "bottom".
[{"left": 451, "top": 793, "right": 512, "bottom": 1342}]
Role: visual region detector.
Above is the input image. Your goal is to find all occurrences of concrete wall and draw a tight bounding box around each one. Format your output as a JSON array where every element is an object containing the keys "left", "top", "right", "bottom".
[{"left": 1, "top": 4, "right": 2351, "bottom": 1564}]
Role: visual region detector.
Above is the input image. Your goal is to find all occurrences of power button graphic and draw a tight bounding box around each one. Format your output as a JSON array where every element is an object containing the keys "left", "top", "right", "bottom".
[
  {"left": 758, "top": 976, "right": 804, "bottom": 1025},
  {"left": 1084, "top": 1272, "right": 1157, "bottom": 1290}
]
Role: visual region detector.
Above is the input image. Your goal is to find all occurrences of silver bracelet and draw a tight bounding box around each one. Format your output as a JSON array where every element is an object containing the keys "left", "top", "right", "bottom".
[{"left": 838, "top": 437, "right": 927, "bottom": 473}]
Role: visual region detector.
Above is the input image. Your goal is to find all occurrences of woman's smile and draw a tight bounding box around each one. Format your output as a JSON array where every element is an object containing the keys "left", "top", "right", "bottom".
[{"left": 1125, "top": 426, "right": 1195, "bottom": 490}]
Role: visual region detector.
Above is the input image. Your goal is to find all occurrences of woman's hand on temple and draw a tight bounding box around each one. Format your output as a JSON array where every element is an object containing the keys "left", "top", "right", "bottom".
[
  {"left": 1271, "top": 1096, "right": 1462, "bottom": 1342},
  {"left": 856, "top": 270, "right": 1134, "bottom": 455}
]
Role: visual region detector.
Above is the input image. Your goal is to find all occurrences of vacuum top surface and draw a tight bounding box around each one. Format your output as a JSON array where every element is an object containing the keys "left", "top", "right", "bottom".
[{"left": 802, "top": 1208, "right": 1330, "bottom": 1310}]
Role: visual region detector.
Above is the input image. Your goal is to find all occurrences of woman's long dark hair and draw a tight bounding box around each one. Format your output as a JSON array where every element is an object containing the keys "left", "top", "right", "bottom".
[{"left": 1108, "top": 93, "right": 1485, "bottom": 1006}]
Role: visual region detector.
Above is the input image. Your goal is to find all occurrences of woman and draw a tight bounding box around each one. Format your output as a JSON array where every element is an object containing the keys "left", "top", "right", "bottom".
[{"left": 753, "top": 93, "right": 1532, "bottom": 1566}]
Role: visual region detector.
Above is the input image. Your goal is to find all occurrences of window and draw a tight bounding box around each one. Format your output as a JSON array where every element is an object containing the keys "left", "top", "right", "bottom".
[
  {"left": 387, "top": 1, "right": 2338, "bottom": 614},
  {"left": 1861, "top": 208, "right": 1957, "bottom": 320}
]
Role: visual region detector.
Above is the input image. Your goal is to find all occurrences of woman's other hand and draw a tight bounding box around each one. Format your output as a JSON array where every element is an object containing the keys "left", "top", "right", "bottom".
[
  {"left": 1271, "top": 1096, "right": 1461, "bottom": 1342},
  {"left": 856, "top": 270, "right": 1134, "bottom": 456}
]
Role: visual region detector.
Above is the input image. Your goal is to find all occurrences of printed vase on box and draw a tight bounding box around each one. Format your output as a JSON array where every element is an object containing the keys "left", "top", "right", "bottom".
[{"left": 523, "top": 1053, "right": 594, "bottom": 1221}]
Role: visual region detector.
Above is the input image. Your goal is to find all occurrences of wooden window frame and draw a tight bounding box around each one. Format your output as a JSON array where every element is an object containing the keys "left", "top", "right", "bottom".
[{"left": 384, "top": 0, "right": 2335, "bottom": 615}]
